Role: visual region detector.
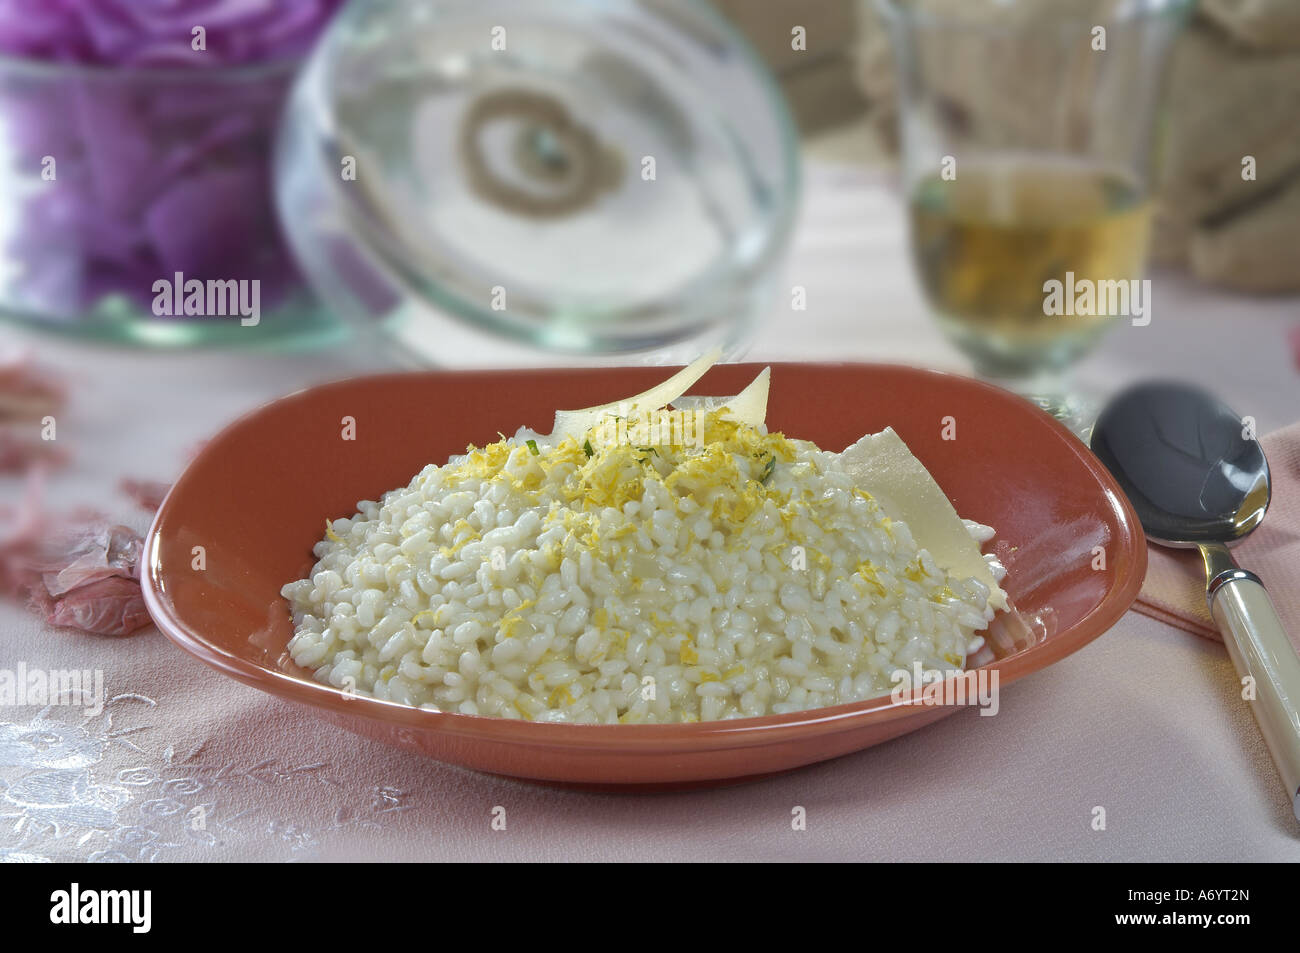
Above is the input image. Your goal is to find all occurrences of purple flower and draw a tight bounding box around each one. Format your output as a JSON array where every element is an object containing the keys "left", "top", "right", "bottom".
[{"left": 0, "top": 0, "right": 348, "bottom": 66}]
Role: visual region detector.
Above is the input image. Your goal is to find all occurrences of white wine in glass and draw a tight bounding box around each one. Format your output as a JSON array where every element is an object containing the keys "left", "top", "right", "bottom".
[{"left": 910, "top": 157, "right": 1153, "bottom": 378}]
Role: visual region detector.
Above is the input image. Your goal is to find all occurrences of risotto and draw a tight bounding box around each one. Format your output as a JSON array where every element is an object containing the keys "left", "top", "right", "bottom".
[{"left": 282, "top": 365, "right": 1007, "bottom": 724}]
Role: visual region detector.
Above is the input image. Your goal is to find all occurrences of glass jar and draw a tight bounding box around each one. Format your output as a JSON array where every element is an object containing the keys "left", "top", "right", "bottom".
[{"left": 0, "top": 16, "right": 341, "bottom": 348}]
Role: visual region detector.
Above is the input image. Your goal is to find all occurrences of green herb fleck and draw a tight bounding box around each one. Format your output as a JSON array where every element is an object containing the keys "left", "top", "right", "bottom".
[
  {"left": 583, "top": 439, "right": 594, "bottom": 458},
  {"left": 760, "top": 454, "right": 776, "bottom": 484},
  {"left": 526, "top": 439, "right": 539, "bottom": 455}
]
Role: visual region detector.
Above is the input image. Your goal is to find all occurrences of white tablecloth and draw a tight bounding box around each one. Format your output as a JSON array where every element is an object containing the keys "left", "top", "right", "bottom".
[{"left": 3, "top": 161, "right": 1299, "bottom": 862}]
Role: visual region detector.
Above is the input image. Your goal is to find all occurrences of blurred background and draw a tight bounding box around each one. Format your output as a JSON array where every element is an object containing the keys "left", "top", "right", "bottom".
[{"left": 1, "top": 0, "right": 1298, "bottom": 523}]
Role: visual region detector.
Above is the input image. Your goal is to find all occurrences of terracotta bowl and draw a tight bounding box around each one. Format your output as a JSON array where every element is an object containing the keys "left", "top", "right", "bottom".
[{"left": 142, "top": 363, "right": 1147, "bottom": 789}]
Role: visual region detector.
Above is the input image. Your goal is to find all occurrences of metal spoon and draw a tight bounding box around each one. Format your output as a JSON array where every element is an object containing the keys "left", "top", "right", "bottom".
[{"left": 1092, "top": 381, "right": 1300, "bottom": 822}]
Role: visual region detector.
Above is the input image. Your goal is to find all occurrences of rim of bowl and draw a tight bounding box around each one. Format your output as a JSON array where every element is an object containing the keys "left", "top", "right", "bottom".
[{"left": 142, "top": 362, "right": 1148, "bottom": 751}]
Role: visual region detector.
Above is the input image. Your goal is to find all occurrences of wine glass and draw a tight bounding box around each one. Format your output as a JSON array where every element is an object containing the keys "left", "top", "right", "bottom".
[{"left": 876, "top": 0, "right": 1194, "bottom": 430}]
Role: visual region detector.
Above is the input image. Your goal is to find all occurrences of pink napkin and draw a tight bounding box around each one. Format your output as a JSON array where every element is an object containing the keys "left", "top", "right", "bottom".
[{"left": 1133, "top": 422, "right": 1300, "bottom": 653}]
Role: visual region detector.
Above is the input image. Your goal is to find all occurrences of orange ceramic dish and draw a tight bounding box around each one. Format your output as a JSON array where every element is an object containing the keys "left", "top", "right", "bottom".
[{"left": 142, "top": 363, "right": 1146, "bottom": 789}]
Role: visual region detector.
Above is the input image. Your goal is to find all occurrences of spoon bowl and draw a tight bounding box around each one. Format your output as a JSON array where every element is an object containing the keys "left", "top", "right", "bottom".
[{"left": 1091, "top": 381, "right": 1270, "bottom": 546}]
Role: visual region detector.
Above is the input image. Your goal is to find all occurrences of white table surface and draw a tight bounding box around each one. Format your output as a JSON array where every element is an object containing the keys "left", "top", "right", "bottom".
[{"left": 3, "top": 160, "right": 1299, "bottom": 862}]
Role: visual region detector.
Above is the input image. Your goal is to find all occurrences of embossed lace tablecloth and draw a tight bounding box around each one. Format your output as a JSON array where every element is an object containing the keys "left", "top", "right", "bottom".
[{"left": 3, "top": 161, "right": 1300, "bottom": 862}]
